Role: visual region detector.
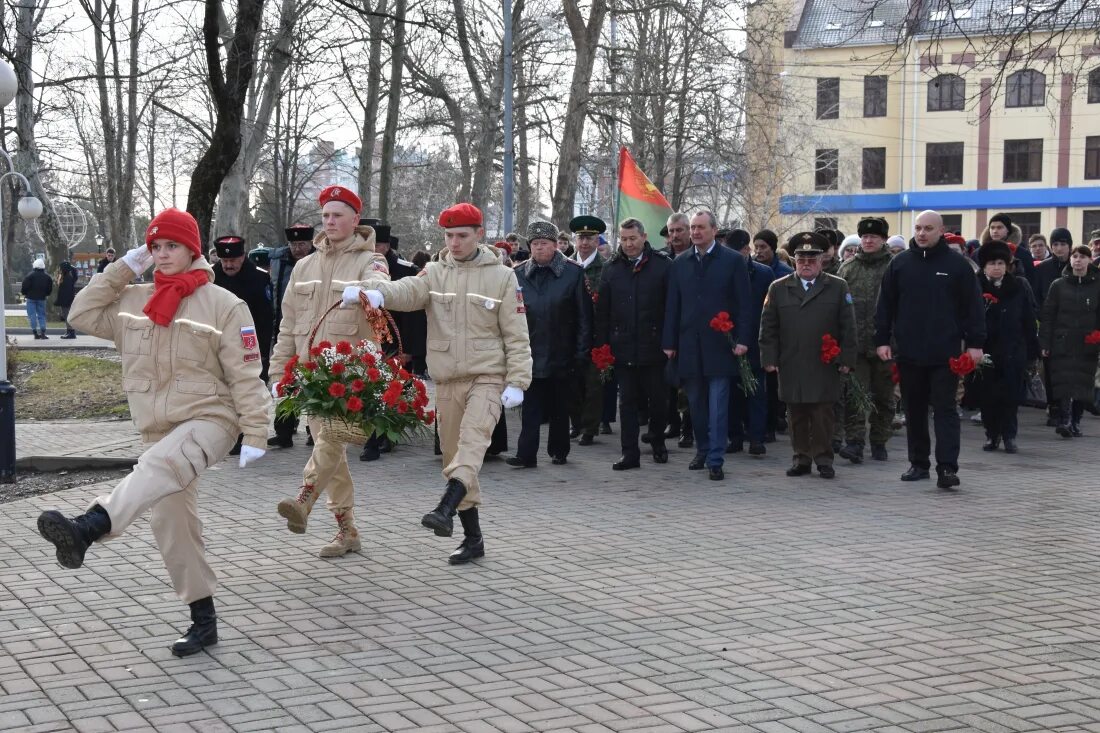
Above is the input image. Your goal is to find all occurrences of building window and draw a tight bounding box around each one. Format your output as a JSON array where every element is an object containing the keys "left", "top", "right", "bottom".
[
  {"left": 1086, "top": 136, "right": 1100, "bottom": 179},
  {"left": 942, "top": 214, "right": 963, "bottom": 234},
  {"left": 1090, "top": 69, "right": 1100, "bottom": 104},
  {"left": 1012, "top": 212, "right": 1042, "bottom": 240},
  {"left": 814, "top": 217, "right": 838, "bottom": 232},
  {"left": 815, "top": 148, "right": 839, "bottom": 190},
  {"left": 1083, "top": 210, "right": 1100, "bottom": 245},
  {"left": 862, "top": 147, "right": 886, "bottom": 189},
  {"left": 928, "top": 74, "right": 965, "bottom": 111},
  {"left": 817, "top": 78, "right": 840, "bottom": 119},
  {"left": 1006, "top": 69, "right": 1045, "bottom": 108},
  {"left": 1003, "top": 139, "right": 1043, "bottom": 182},
  {"left": 926, "top": 142, "right": 964, "bottom": 185},
  {"left": 864, "top": 76, "right": 888, "bottom": 117}
]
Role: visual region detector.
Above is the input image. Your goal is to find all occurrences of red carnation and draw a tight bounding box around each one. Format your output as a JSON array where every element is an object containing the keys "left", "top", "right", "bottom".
[
  {"left": 286, "top": 354, "right": 300, "bottom": 370},
  {"left": 367, "top": 367, "right": 381, "bottom": 381},
  {"left": 820, "top": 334, "right": 841, "bottom": 365},
  {"left": 982, "top": 292, "right": 999, "bottom": 305},
  {"left": 360, "top": 353, "right": 376, "bottom": 366},
  {"left": 948, "top": 353, "right": 976, "bottom": 377},
  {"left": 397, "top": 401, "right": 409, "bottom": 414},
  {"left": 1085, "top": 330, "right": 1100, "bottom": 345},
  {"left": 709, "top": 311, "right": 734, "bottom": 334},
  {"left": 336, "top": 340, "right": 353, "bottom": 355},
  {"left": 350, "top": 379, "right": 365, "bottom": 392},
  {"left": 425, "top": 410, "right": 436, "bottom": 425},
  {"left": 331, "top": 362, "right": 346, "bottom": 375},
  {"left": 397, "top": 368, "right": 411, "bottom": 381},
  {"left": 328, "top": 382, "right": 346, "bottom": 398},
  {"left": 304, "top": 361, "right": 317, "bottom": 372},
  {"left": 317, "top": 340, "right": 332, "bottom": 350},
  {"left": 309, "top": 346, "right": 322, "bottom": 357},
  {"left": 345, "top": 396, "right": 364, "bottom": 412}
]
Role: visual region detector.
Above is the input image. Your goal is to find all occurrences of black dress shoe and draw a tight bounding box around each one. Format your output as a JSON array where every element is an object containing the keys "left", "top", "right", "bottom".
[
  {"left": 578, "top": 434, "right": 595, "bottom": 446},
  {"left": 726, "top": 442, "right": 743, "bottom": 454},
  {"left": 982, "top": 437, "right": 999, "bottom": 452},
  {"left": 379, "top": 436, "right": 394, "bottom": 453},
  {"left": 505, "top": 456, "right": 536, "bottom": 468},
  {"left": 870, "top": 444, "right": 888, "bottom": 461},
  {"left": 600, "top": 422, "right": 613, "bottom": 435},
  {"left": 267, "top": 435, "right": 293, "bottom": 449},
  {"left": 652, "top": 448, "right": 668, "bottom": 464},
  {"left": 688, "top": 456, "right": 706, "bottom": 470},
  {"left": 360, "top": 443, "right": 381, "bottom": 461},
  {"left": 708, "top": 466, "right": 724, "bottom": 480},
  {"left": 1002, "top": 438, "right": 1018, "bottom": 453},
  {"left": 1055, "top": 424, "right": 1073, "bottom": 438},
  {"left": 937, "top": 470, "right": 961, "bottom": 489},
  {"left": 838, "top": 442, "right": 863, "bottom": 464},
  {"left": 612, "top": 457, "right": 640, "bottom": 471},
  {"left": 551, "top": 456, "right": 567, "bottom": 465},
  {"left": 786, "top": 463, "right": 811, "bottom": 477},
  {"left": 570, "top": 427, "right": 581, "bottom": 438},
  {"left": 748, "top": 442, "right": 766, "bottom": 456},
  {"left": 171, "top": 596, "right": 218, "bottom": 657},
  {"left": 900, "top": 465, "right": 930, "bottom": 481},
  {"left": 817, "top": 465, "right": 836, "bottom": 479}
]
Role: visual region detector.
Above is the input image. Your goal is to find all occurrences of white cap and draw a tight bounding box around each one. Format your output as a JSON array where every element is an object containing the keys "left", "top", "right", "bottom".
[
  {"left": 32, "top": 258, "right": 45, "bottom": 269},
  {"left": 886, "top": 235, "right": 906, "bottom": 249},
  {"left": 841, "top": 234, "right": 861, "bottom": 248}
]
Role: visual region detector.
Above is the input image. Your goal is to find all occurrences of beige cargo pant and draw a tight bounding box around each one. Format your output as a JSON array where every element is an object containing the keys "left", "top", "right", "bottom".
[
  {"left": 302, "top": 417, "right": 355, "bottom": 513},
  {"left": 437, "top": 375, "right": 504, "bottom": 511},
  {"left": 93, "top": 420, "right": 235, "bottom": 605}
]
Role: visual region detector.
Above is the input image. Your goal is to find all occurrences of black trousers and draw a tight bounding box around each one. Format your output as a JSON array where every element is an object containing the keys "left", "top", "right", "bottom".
[
  {"left": 899, "top": 362, "right": 960, "bottom": 473},
  {"left": 619, "top": 365, "right": 667, "bottom": 459},
  {"left": 517, "top": 374, "right": 572, "bottom": 462},
  {"left": 766, "top": 370, "right": 785, "bottom": 432}
]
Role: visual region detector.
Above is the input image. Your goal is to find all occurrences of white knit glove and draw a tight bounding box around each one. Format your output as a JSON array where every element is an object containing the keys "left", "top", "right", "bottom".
[
  {"left": 363, "top": 289, "right": 384, "bottom": 308},
  {"left": 238, "top": 445, "right": 265, "bottom": 468},
  {"left": 271, "top": 383, "right": 280, "bottom": 398},
  {"left": 501, "top": 385, "right": 524, "bottom": 409},
  {"left": 121, "top": 246, "right": 153, "bottom": 275},
  {"left": 341, "top": 285, "right": 364, "bottom": 308}
]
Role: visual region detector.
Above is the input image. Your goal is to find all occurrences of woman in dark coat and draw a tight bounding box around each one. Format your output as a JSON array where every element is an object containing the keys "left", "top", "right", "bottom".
[
  {"left": 54, "top": 261, "right": 80, "bottom": 339},
  {"left": 975, "top": 241, "right": 1039, "bottom": 453},
  {"left": 1039, "top": 245, "right": 1100, "bottom": 437}
]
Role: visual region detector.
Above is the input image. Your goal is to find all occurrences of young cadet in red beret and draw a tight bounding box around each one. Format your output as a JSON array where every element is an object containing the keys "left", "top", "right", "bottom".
[
  {"left": 37, "top": 208, "right": 272, "bottom": 657},
  {"left": 354, "top": 202, "right": 533, "bottom": 565},
  {"left": 270, "top": 186, "right": 392, "bottom": 558}
]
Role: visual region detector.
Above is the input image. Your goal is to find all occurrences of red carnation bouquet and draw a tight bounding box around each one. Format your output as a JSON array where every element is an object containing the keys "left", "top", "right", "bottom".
[
  {"left": 821, "top": 333, "right": 874, "bottom": 415},
  {"left": 981, "top": 292, "right": 1000, "bottom": 307},
  {"left": 591, "top": 344, "right": 615, "bottom": 383},
  {"left": 275, "top": 338, "right": 434, "bottom": 444},
  {"left": 710, "top": 311, "right": 758, "bottom": 396},
  {"left": 948, "top": 352, "right": 993, "bottom": 378},
  {"left": 1085, "top": 330, "right": 1100, "bottom": 345}
]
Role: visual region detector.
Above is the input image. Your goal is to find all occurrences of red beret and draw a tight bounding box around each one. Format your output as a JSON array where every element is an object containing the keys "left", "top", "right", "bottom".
[
  {"left": 146, "top": 208, "right": 202, "bottom": 259},
  {"left": 494, "top": 240, "right": 513, "bottom": 254},
  {"left": 319, "top": 185, "right": 362, "bottom": 213},
  {"left": 944, "top": 233, "right": 966, "bottom": 245},
  {"left": 438, "top": 202, "right": 483, "bottom": 228}
]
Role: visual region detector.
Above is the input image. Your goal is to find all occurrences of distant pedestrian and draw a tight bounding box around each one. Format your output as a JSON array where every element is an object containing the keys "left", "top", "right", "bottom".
[
  {"left": 21, "top": 258, "right": 52, "bottom": 339},
  {"left": 97, "top": 247, "right": 115, "bottom": 273},
  {"left": 54, "top": 261, "right": 79, "bottom": 339}
]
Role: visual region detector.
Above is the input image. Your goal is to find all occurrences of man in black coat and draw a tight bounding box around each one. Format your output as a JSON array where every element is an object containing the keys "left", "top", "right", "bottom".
[
  {"left": 594, "top": 218, "right": 672, "bottom": 469},
  {"left": 268, "top": 225, "right": 315, "bottom": 448},
  {"left": 507, "top": 220, "right": 592, "bottom": 468},
  {"left": 1033, "top": 227, "right": 1073, "bottom": 424},
  {"left": 874, "top": 210, "right": 986, "bottom": 489}
]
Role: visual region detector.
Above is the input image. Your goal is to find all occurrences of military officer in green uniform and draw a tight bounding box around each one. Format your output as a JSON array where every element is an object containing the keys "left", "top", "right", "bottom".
[
  {"left": 568, "top": 215, "right": 607, "bottom": 445},
  {"left": 759, "top": 233, "right": 858, "bottom": 479},
  {"left": 837, "top": 217, "right": 895, "bottom": 463}
]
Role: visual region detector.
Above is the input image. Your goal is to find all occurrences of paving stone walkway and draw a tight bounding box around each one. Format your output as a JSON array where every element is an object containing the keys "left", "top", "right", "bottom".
[{"left": 3, "top": 407, "right": 1100, "bottom": 732}]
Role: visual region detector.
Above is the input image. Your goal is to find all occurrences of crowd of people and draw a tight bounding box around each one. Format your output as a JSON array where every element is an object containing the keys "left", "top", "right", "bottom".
[{"left": 28, "top": 185, "right": 1100, "bottom": 659}]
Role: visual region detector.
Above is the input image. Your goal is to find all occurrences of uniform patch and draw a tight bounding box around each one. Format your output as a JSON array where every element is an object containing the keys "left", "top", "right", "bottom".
[
  {"left": 240, "top": 326, "right": 258, "bottom": 350},
  {"left": 244, "top": 352, "right": 260, "bottom": 362},
  {"left": 371, "top": 261, "right": 388, "bottom": 273},
  {"left": 845, "top": 292, "right": 853, "bottom": 304},
  {"left": 515, "top": 286, "right": 526, "bottom": 313}
]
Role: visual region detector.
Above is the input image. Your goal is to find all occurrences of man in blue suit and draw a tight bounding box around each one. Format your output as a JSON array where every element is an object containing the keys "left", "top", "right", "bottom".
[
  {"left": 662, "top": 211, "right": 753, "bottom": 480},
  {"left": 724, "top": 229, "right": 775, "bottom": 456}
]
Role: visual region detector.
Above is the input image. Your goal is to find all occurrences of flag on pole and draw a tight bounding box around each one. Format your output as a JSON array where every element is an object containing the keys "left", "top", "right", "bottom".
[{"left": 616, "top": 146, "right": 674, "bottom": 247}]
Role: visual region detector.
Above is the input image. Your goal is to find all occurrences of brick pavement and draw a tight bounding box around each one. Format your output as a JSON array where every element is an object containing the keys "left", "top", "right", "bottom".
[{"left": 3, "top": 407, "right": 1100, "bottom": 732}]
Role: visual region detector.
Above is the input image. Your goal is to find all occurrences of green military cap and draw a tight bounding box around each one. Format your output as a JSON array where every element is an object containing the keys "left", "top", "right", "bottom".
[
  {"left": 569, "top": 215, "right": 606, "bottom": 236},
  {"left": 788, "top": 231, "right": 828, "bottom": 256}
]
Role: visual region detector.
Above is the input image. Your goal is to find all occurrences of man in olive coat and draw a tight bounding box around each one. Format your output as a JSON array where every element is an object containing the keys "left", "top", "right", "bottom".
[
  {"left": 568, "top": 215, "right": 607, "bottom": 445},
  {"left": 759, "top": 233, "right": 858, "bottom": 479}
]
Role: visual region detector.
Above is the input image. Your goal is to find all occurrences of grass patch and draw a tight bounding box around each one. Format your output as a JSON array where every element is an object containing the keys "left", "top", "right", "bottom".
[
  {"left": 5, "top": 317, "right": 67, "bottom": 330},
  {"left": 13, "top": 351, "right": 130, "bottom": 420}
]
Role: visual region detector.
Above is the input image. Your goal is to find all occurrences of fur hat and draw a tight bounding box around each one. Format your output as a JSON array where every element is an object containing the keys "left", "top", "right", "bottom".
[
  {"left": 526, "top": 220, "right": 559, "bottom": 244},
  {"left": 857, "top": 217, "right": 889, "bottom": 238},
  {"left": 978, "top": 240, "right": 1014, "bottom": 267}
]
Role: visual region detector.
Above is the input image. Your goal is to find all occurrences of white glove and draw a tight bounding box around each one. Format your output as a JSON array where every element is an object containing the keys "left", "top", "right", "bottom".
[
  {"left": 238, "top": 445, "right": 265, "bottom": 468},
  {"left": 341, "top": 285, "right": 365, "bottom": 308},
  {"left": 364, "top": 289, "right": 384, "bottom": 309},
  {"left": 121, "top": 245, "right": 153, "bottom": 275},
  {"left": 501, "top": 385, "right": 524, "bottom": 409},
  {"left": 271, "top": 383, "right": 280, "bottom": 398}
]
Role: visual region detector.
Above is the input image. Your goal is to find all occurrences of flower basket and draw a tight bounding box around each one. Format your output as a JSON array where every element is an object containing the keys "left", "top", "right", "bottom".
[{"left": 274, "top": 297, "right": 435, "bottom": 445}]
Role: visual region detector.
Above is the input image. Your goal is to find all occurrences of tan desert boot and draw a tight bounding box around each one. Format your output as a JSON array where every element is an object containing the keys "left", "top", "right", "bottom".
[
  {"left": 277, "top": 483, "right": 320, "bottom": 534},
  {"left": 319, "top": 509, "right": 362, "bottom": 557}
]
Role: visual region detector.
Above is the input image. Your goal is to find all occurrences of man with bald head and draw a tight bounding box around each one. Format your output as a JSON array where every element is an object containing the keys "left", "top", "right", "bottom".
[{"left": 874, "top": 210, "right": 985, "bottom": 489}]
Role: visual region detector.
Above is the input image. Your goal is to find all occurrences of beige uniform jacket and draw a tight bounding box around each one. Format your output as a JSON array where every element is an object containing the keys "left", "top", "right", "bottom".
[
  {"left": 374, "top": 245, "right": 533, "bottom": 389},
  {"left": 69, "top": 258, "right": 272, "bottom": 449},
  {"left": 270, "top": 226, "right": 391, "bottom": 377}
]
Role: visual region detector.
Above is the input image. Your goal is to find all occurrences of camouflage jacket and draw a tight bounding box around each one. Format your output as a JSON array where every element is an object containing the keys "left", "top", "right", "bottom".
[{"left": 838, "top": 247, "right": 892, "bottom": 356}]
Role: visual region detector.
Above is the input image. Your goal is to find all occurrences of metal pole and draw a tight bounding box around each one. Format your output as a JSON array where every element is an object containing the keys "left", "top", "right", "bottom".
[{"left": 502, "top": 0, "right": 515, "bottom": 235}]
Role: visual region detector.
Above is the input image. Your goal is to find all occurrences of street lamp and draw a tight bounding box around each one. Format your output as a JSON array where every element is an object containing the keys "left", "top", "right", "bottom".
[
  {"left": 95, "top": 233, "right": 104, "bottom": 253},
  {"left": 0, "top": 58, "right": 44, "bottom": 483}
]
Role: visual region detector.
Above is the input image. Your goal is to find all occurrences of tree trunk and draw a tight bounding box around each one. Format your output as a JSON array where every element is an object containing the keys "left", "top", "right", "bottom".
[
  {"left": 357, "top": 0, "right": 386, "bottom": 209},
  {"left": 377, "top": 0, "right": 406, "bottom": 220},
  {"left": 550, "top": 0, "right": 608, "bottom": 225},
  {"left": 186, "top": 0, "right": 267, "bottom": 248},
  {"left": 515, "top": 51, "right": 531, "bottom": 232}
]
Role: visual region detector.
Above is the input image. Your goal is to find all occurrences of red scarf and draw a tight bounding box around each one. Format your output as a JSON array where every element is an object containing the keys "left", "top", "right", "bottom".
[{"left": 143, "top": 269, "right": 209, "bottom": 326}]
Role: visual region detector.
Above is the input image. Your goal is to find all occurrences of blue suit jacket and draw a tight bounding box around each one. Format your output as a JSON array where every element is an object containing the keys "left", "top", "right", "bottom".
[
  {"left": 744, "top": 259, "right": 776, "bottom": 367},
  {"left": 662, "top": 243, "right": 754, "bottom": 378}
]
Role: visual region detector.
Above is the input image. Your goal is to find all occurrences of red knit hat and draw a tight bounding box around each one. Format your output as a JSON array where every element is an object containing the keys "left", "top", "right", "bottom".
[
  {"left": 319, "top": 185, "right": 362, "bottom": 213},
  {"left": 145, "top": 208, "right": 202, "bottom": 259},
  {"left": 438, "top": 203, "right": 483, "bottom": 228}
]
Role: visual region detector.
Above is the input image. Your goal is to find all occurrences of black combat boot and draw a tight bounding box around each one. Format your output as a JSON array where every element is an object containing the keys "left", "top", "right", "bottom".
[
  {"left": 61, "top": 328, "right": 77, "bottom": 339},
  {"left": 360, "top": 434, "right": 381, "bottom": 462},
  {"left": 421, "top": 479, "right": 467, "bottom": 537},
  {"left": 171, "top": 596, "right": 218, "bottom": 657},
  {"left": 37, "top": 505, "right": 112, "bottom": 569},
  {"left": 449, "top": 508, "right": 485, "bottom": 565}
]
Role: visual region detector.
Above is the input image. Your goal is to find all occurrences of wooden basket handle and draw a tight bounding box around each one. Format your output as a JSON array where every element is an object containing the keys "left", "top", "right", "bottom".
[{"left": 307, "top": 293, "right": 405, "bottom": 361}]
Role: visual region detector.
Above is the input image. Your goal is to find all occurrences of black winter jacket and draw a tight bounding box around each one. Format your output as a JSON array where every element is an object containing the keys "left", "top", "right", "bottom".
[
  {"left": 21, "top": 269, "right": 53, "bottom": 301},
  {"left": 1034, "top": 255, "right": 1069, "bottom": 310},
  {"left": 594, "top": 243, "right": 672, "bottom": 367},
  {"left": 514, "top": 250, "right": 592, "bottom": 379},
  {"left": 979, "top": 272, "right": 1039, "bottom": 369},
  {"left": 1039, "top": 264, "right": 1100, "bottom": 401},
  {"left": 874, "top": 237, "right": 985, "bottom": 366},
  {"left": 54, "top": 263, "right": 79, "bottom": 308}
]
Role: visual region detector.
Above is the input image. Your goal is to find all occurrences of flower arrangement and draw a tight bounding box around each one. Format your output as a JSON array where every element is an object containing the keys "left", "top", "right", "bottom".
[
  {"left": 1085, "top": 330, "right": 1100, "bottom": 345},
  {"left": 821, "top": 333, "right": 873, "bottom": 415},
  {"left": 275, "top": 338, "right": 434, "bottom": 444},
  {"left": 591, "top": 344, "right": 615, "bottom": 383},
  {"left": 709, "top": 310, "right": 757, "bottom": 396},
  {"left": 982, "top": 292, "right": 1000, "bottom": 307}
]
